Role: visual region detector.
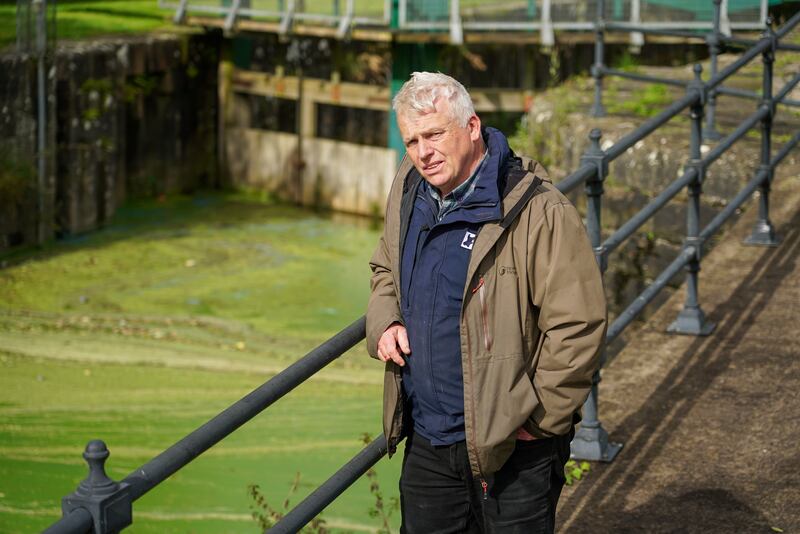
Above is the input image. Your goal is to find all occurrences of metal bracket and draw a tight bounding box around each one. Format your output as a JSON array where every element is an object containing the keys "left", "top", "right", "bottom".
[
  {"left": 173, "top": 0, "right": 188, "bottom": 25},
  {"left": 571, "top": 370, "right": 623, "bottom": 462},
  {"left": 685, "top": 158, "right": 706, "bottom": 186},
  {"left": 541, "top": 0, "right": 554, "bottom": 48},
  {"left": 763, "top": 17, "right": 777, "bottom": 59},
  {"left": 594, "top": 245, "right": 608, "bottom": 274},
  {"left": 571, "top": 424, "right": 623, "bottom": 462},
  {"left": 580, "top": 128, "right": 609, "bottom": 187},
  {"left": 279, "top": 0, "right": 296, "bottom": 36},
  {"left": 667, "top": 305, "right": 716, "bottom": 336},
  {"left": 223, "top": 0, "right": 242, "bottom": 34},
  {"left": 720, "top": 0, "right": 732, "bottom": 36},
  {"left": 61, "top": 440, "right": 132, "bottom": 534},
  {"left": 449, "top": 0, "right": 463, "bottom": 45},
  {"left": 687, "top": 64, "right": 708, "bottom": 107},
  {"left": 744, "top": 164, "right": 779, "bottom": 247},
  {"left": 683, "top": 236, "right": 703, "bottom": 262},
  {"left": 335, "top": 0, "right": 354, "bottom": 39},
  {"left": 761, "top": 98, "right": 776, "bottom": 120}
]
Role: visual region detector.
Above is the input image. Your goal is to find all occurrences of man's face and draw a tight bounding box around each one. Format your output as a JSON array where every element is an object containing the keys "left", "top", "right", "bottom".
[{"left": 397, "top": 99, "right": 482, "bottom": 197}]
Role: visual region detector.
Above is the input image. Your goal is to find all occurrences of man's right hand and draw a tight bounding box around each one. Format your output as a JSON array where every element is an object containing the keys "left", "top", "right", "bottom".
[{"left": 377, "top": 322, "right": 411, "bottom": 367}]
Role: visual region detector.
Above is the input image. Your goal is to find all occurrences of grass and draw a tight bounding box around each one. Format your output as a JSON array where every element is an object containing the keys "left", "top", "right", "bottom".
[
  {"left": 1, "top": 1, "right": 177, "bottom": 52},
  {"left": 606, "top": 83, "right": 674, "bottom": 118},
  {"left": 1, "top": 0, "right": 392, "bottom": 52},
  {"left": 0, "top": 192, "right": 401, "bottom": 533}
]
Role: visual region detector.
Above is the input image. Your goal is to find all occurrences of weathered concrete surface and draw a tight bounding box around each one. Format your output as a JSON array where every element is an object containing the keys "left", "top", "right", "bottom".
[
  {"left": 556, "top": 164, "right": 800, "bottom": 531},
  {"left": 224, "top": 129, "right": 397, "bottom": 215}
]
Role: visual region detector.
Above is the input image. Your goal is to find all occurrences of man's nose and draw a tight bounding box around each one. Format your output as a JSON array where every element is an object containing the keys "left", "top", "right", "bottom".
[{"left": 417, "top": 138, "right": 434, "bottom": 160}]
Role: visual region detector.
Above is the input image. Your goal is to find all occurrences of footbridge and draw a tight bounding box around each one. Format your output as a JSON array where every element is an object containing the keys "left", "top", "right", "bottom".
[{"left": 41, "top": 4, "right": 800, "bottom": 534}]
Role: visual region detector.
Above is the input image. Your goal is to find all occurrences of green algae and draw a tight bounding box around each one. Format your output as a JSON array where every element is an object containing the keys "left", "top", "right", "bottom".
[{"left": 0, "top": 193, "right": 398, "bottom": 533}]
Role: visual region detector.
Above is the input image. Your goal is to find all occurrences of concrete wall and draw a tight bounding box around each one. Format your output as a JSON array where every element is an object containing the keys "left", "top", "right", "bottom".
[{"left": 225, "top": 128, "right": 397, "bottom": 215}]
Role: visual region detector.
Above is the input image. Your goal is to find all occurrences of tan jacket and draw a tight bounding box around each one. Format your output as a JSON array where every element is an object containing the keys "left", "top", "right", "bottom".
[{"left": 366, "top": 155, "right": 607, "bottom": 477}]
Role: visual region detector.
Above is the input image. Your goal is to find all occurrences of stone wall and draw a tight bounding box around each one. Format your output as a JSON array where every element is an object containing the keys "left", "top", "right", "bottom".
[
  {"left": 0, "top": 31, "right": 220, "bottom": 251},
  {"left": 0, "top": 54, "right": 56, "bottom": 250}
]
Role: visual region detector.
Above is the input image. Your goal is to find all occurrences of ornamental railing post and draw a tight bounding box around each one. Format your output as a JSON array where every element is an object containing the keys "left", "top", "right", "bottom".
[
  {"left": 668, "top": 65, "right": 716, "bottom": 336},
  {"left": 571, "top": 129, "right": 622, "bottom": 462},
  {"left": 591, "top": 0, "right": 607, "bottom": 117},
  {"left": 58, "top": 440, "right": 132, "bottom": 534},
  {"left": 745, "top": 19, "right": 779, "bottom": 246},
  {"left": 704, "top": 0, "right": 724, "bottom": 141}
]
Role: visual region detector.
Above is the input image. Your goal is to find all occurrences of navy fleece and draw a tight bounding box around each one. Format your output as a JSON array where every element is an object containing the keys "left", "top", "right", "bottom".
[{"left": 399, "top": 127, "right": 511, "bottom": 445}]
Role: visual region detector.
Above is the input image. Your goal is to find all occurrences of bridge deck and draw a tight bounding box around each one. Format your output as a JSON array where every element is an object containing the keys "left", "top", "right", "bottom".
[{"left": 557, "top": 165, "right": 800, "bottom": 532}]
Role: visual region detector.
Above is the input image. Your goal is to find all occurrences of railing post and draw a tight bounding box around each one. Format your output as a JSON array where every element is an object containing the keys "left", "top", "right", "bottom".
[
  {"left": 591, "top": 0, "right": 607, "bottom": 117},
  {"left": 668, "top": 65, "right": 716, "bottom": 336},
  {"left": 571, "top": 129, "right": 622, "bottom": 462},
  {"left": 745, "top": 20, "right": 779, "bottom": 246},
  {"left": 704, "top": 0, "right": 724, "bottom": 141},
  {"left": 449, "top": 0, "right": 463, "bottom": 45},
  {"left": 60, "top": 440, "right": 132, "bottom": 534},
  {"left": 630, "top": 0, "right": 644, "bottom": 50},
  {"left": 541, "top": 0, "right": 554, "bottom": 48}
]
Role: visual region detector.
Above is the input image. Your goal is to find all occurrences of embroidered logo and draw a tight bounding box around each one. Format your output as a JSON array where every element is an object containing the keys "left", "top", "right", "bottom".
[{"left": 461, "top": 231, "right": 477, "bottom": 250}]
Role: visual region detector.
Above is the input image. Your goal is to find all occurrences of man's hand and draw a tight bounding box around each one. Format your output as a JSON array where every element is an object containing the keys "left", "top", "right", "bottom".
[{"left": 377, "top": 322, "right": 411, "bottom": 367}]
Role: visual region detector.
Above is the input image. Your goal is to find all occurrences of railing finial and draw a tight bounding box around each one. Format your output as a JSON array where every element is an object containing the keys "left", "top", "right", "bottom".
[
  {"left": 693, "top": 62, "right": 703, "bottom": 81},
  {"left": 77, "top": 440, "right": 118, "bottom": 497},
  {"left": 61, "top": 440, "right": 132, "bottom": 534}
]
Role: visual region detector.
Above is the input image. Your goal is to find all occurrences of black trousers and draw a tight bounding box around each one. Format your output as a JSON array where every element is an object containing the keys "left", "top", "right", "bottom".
[{"left": 399, "top": 430, "right": 572, "bottom": 534}]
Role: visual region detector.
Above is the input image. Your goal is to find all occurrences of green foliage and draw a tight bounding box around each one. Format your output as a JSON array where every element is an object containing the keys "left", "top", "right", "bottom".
[
  {"left": 547, "top": 46, "right": 561, "bottom": 87},
  {"left": 0, "top": 193, "right": 398, "bottom": 532},
  {"left": 362, "top": 433, "right": 400, "bottom": 533},
  {"left": 614, "top": 50, "right": 640, "bottom": 73},
  {"left": 248, "top": 477, "right": 329, "bottom": 533},
  {"left": 80, "top": 77, "right": 114, "bottom": 95},
  {"left": 607, "top": 83, "right": 672, "bottom": 118},
  {"left": 124, "top": 74, "right": 160, "bottom": 102},
  {"left": 508, "top": 83, "right": 580, "bottom": 170},
  {"left": 82, "top": 107, "right": 102, "bottom": 121},
  {"left": 564, "top": 459, "right": 591, "bottom": 486},
  {"left": 0, "top": 1, "right": 175, "bottom": 51}
]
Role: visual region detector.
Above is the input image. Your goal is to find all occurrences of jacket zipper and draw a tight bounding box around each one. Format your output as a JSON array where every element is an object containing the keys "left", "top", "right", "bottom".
[
  {"left": 468, "top": 278, "right": 489, "bottom": 500},
  {"left": 472, "top": 277, "right": 492, "bottom": 351}
]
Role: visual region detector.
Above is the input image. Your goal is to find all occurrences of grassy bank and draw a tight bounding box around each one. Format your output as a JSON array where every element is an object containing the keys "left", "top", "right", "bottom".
[
  {"left": 0, "top": 193, "right": 400, "bottom": 533},
  {"left": 1, "top": 0, "right": 177, "bottom": 51}
]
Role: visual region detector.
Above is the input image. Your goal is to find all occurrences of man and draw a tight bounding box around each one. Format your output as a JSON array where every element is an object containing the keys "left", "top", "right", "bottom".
[{"left": 366, "top": 72, "right": 606, "bottom": 533}]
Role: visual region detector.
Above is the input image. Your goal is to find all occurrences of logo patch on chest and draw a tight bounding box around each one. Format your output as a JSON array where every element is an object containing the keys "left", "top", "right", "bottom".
[{"left": 461, "top": 231, "right": 477, "bottom": 250}]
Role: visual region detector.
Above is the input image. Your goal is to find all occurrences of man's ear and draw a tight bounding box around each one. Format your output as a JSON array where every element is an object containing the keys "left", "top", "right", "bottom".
[{"left": 468, "top": 114, "right": 482, "bottom": 141}]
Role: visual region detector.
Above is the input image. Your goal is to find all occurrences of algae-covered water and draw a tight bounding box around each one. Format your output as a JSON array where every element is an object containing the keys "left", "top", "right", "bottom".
[{"left": 0, "top": 193, "right": 399, "bottom": 533}]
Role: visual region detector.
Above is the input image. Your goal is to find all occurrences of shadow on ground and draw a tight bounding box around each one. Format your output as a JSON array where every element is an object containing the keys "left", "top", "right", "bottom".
[{"left": 558, "top": 207, "right": 800, "bottom": 532}]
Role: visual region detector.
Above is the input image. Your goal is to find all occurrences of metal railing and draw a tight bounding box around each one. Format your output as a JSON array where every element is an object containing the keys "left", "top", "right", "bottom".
[
  {"left": 43, "top": 5, "right": 800, "bottom": 533},
  {"left": 161, "top": 0, "right": 769, "bottom": 44},
  {"left": 573, "top": 1, "right": 800, "bottom": 461}
]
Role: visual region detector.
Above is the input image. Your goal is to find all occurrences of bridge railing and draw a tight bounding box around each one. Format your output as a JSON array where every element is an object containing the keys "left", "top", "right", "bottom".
[
  {"left": 160, "top": 0, "right": 769, "bottom": 44},
  {"left": 43, "top": 6, "right": 800, "bottom": 534}
]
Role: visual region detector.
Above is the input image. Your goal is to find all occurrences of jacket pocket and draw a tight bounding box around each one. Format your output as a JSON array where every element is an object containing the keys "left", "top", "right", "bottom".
[{"left": 473, "top": 277, "right": 492, "bottom": 351}]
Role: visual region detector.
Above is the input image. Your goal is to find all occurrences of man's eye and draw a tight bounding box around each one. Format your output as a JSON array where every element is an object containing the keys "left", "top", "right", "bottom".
[
  {"left": 406, "top": 140, "right": 417, "bottom": 148},
  {"left": 430, "top": 131, "right": 444, "bottom": 140}
]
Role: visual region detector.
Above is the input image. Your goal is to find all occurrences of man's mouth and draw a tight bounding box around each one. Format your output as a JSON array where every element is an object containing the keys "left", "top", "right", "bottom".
[{"left": 424, "top": 161, "right": 443, "bottom": 172}]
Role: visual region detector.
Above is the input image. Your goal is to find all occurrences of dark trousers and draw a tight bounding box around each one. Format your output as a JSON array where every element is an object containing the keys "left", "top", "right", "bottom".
[{"left": 399, "top": 430, "right": 572, "bottom": 534}]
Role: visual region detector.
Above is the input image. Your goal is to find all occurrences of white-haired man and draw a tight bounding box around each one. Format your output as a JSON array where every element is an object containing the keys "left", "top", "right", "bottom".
[{"left": 366, "top": 72, "right": 606, "bottom": 533}]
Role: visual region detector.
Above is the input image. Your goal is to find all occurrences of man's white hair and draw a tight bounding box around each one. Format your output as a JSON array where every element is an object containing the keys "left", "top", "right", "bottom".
[{"left": 392, "top": 72, "right": 476, "bottom": 127}]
